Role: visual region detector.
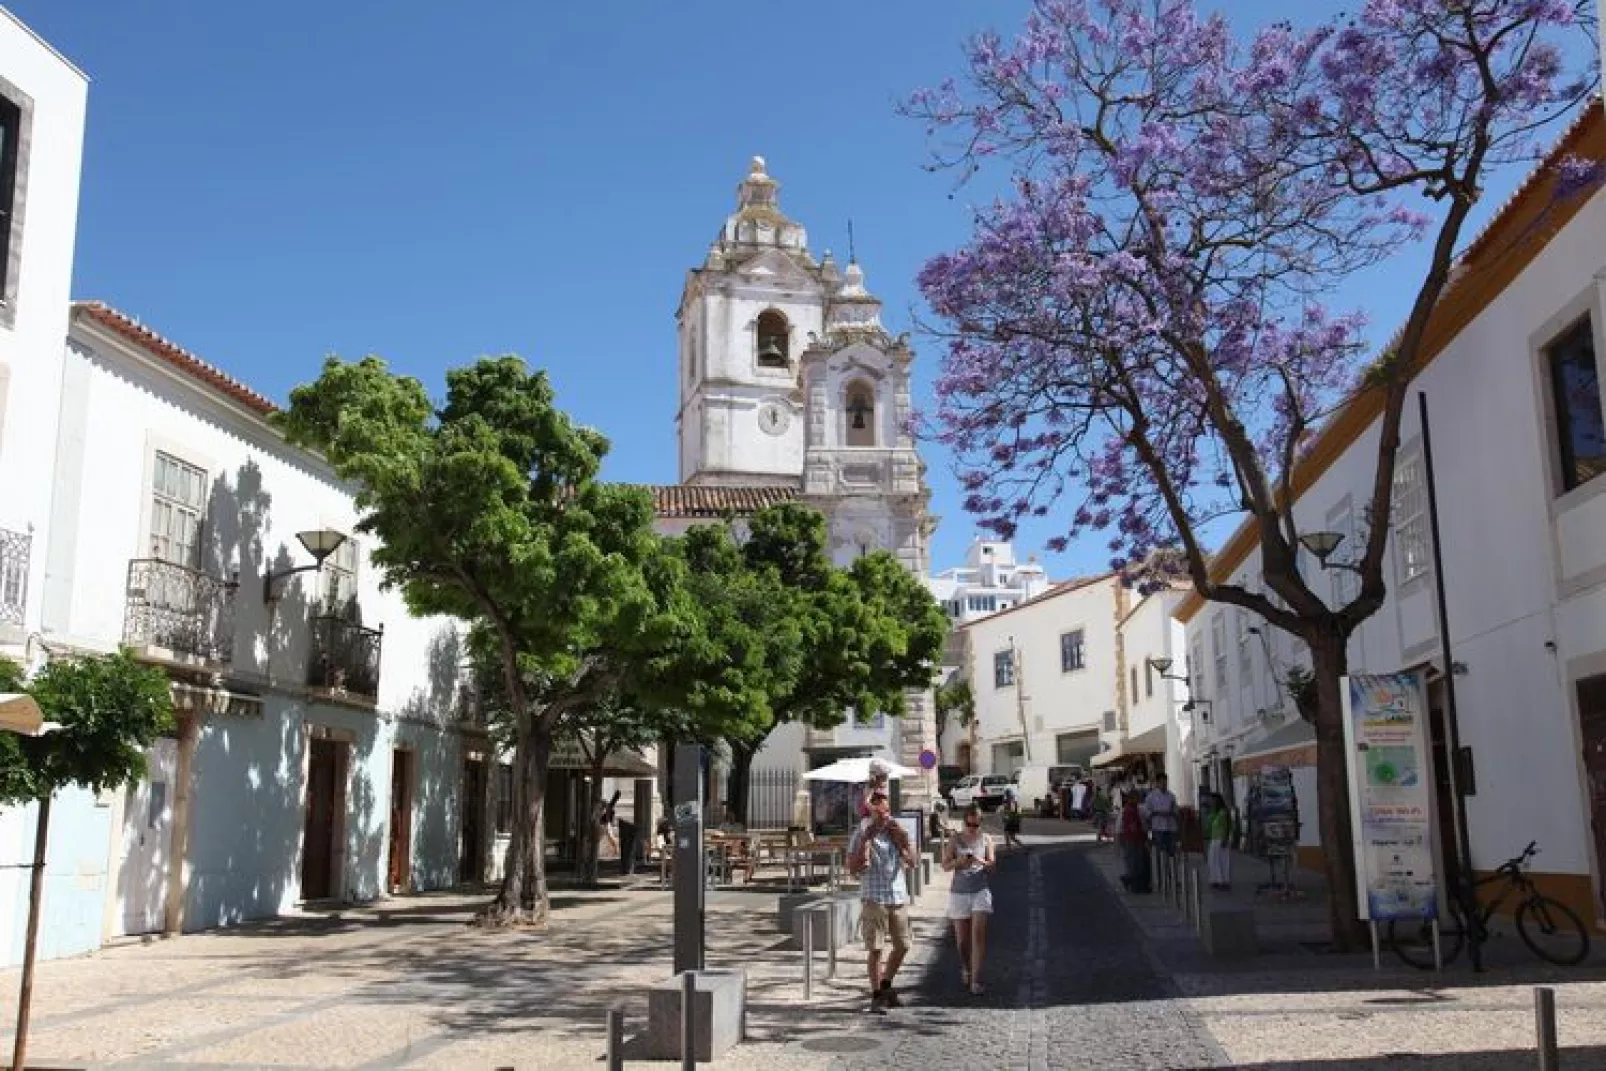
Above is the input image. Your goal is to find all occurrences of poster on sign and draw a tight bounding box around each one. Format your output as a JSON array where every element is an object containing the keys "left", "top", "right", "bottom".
[{"left": 1340, "top": 672, "right": 1441, "bottom": 922}]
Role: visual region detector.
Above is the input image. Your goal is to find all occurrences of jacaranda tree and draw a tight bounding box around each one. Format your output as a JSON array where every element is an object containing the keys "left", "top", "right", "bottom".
[{"left": 909, "top": 0, "right": 1597, "bottom": 944}]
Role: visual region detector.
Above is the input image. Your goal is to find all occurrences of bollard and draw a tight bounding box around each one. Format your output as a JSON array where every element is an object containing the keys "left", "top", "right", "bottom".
[
  {"left": 681, "top": 969, "right": 696, "bottom": 1071},
  {"left": 1535, "top": 986, "right": 1559, "bottom": 1071},
  {"left": 1191, "top": 863, "right": 1204, "bottom": 933},
  {"left": 827, "top": 903, "right": 838, "bottom": 980},
  {"left": 803, "top": 909, "right": 815, "bottom": 1001},
  {"left": 1172, "top": 856, "right": 1182, "bottom": 908},
  {"left": 1183, "top": 863, "right": 1194, "bottom": 925},
  {"left": 606, "top": 1003, "right": 624, "bottom": 1071}
]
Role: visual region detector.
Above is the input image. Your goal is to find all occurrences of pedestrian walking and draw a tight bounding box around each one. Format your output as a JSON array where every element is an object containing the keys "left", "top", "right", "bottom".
[
  {"left": 1001, "top": 788, "right": 1024, "bottom": 850},
  {"left": 1118, "top": 794, "right": 1151, "bottom": 893},
  {"left": 1206, "top": 792, "right": 1233, "bottom": 890},
  {"left": 943, "top": 803, "right": 995, "bottom": 994},
  {"left": 847, "top": 789, "right": 917, "bottom": 1013},
  {"left": 1091, "top": 784, "right": 1112, "bottom": 843},
  {"left": 1142, "top": 774, "right": 1179, "bottom": 857}
]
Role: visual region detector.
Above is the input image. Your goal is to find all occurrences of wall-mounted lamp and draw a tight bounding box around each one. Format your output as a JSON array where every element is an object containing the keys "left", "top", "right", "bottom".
[
  {"left": 1298, "top": 531, "right": 1362, "bottom": 573},
  {"left": 1182, "top": 698, "right": 1212, "bottom": 722},
  {"left": 1147, "top": 656, "right": 1189, "bottom": 683},
  {"left": 263, "top": 529, "right": 348, "bottom": 604}
]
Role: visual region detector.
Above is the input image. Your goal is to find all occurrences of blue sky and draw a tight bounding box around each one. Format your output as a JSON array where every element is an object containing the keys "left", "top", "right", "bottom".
[{"left": 15, "top": 1, "right": 1591, "bottom": 579}]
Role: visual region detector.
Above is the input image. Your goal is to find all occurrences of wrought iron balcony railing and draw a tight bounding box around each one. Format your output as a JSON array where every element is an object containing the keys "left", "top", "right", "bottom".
[
  {"left": 123, "top": 558, "right": 238, "bottom": 664},
  {"left": 307, "top": 615, "right": 383, "bottom": 702},
  {"left": 0, "top": 525, "right": 29, "bottom": 627}
]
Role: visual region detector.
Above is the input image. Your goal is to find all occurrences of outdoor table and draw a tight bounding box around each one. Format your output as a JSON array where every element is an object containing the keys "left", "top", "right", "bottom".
[{"left": 786, "top": 846, "right": 843, "bottom": 892}]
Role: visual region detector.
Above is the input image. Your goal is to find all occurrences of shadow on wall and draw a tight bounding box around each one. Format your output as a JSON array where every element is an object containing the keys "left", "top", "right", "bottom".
[{"left": 398, "top": 624, "right": 470, "bottom": 892}]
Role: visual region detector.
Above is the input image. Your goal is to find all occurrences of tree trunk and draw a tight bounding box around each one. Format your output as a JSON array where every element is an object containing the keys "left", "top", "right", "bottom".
[
  {"left": 1309, "top": 630, "right": 1367, "bottom": 950},
  {"left": 577, "top": 756, "right": 607, "bottom": 887},
  {"left": 12, "top": 793, "right": 50, "bottom": 1071},
  {"left": 726, "top": 740, "right": 758, "bottom": 827},
  {"left": 479, "top": 723, "right": 551, "bottom": 927}
]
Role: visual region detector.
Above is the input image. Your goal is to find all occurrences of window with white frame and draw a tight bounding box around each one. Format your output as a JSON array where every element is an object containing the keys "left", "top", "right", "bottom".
[
  {"left": 993, "top": 648, "right": 1015, "bottom": 688},
  {"left": 1190, "top": 640, "right": 1205, "bottom": 696},
  {"left": 1392, "top": 444, "right": 1430, "bottom": 584},
  {"left": 149, "top": 451, "right": 207, "bottom": 566},
  {"left": 1060, "top": 629, "right": 1086, "bottom": 672},
  {"left": 1211, "top": 613, "right": 1229, "bottom": 693},
  {"left": 321, "top": 536, "right": 359, "bottom": 613},
  {"left": 1145, "top": 659, "right": 1154, "bottom": 698}
]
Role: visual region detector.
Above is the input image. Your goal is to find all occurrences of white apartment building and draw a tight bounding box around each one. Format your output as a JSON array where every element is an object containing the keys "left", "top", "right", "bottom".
[
  {"left": 1106, "top": 589, "right": 1194, "bottom": 801},
  {"left": 928, "top": 539, "right": 1052, "bottom": 625},
  {"left": 1178, "top": 99, "right": 1606, "bottom": 925}
]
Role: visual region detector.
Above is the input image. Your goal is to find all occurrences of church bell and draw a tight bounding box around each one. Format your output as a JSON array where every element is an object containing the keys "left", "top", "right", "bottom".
[{"left": 757, "top": 338, "right": 785, "bottom": 364}]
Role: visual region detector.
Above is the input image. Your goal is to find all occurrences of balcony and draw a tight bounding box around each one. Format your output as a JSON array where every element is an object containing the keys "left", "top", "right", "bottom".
[
  {"left": 0, "top": 526, "right": 29, "bottom": 629},
  {"left": 123, "top": 558, "right": 238, "bottom": 666},
  {"left": 307, "top": 615, "right": 383, "bottom": 703}
]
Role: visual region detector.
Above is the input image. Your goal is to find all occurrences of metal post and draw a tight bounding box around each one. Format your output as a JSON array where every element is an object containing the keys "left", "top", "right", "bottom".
[
  {"left": 673, "top": 745, "right": 706, "bottom": 976},
  {"left": 827, "top": 902, "right": 838, "bottom": 980},
  {"left": 1535, "top": 986, "right": 1559, "bottom": 1071},
  {"left": 606, "top": 1003, "right": 624, "bottom": 1071},
  {"left": 1191, "top": 863, "right": 1204, "bottom": 932},
  {"left": 803, "top": 910, "right": 815, "bottom": 1000},
  {"left": 680, "top": 969, "right": 696, "bottom": 1071},
  {"left": 1370, "top": 921, "right": 1381, "bottom": 971},
  {"left": 1419, "top": 391, "right": 1481, "bottom": 972}
]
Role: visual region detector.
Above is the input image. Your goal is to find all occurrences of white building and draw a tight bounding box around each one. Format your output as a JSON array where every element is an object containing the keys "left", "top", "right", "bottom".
[
  {"left": 59, "top": 304, "right": 480, "bottom": 940},
  {"left": 959, "top": 575, "right": 1119, "bottom": 778},
  {"left": 1177, "top": 99, "right": 1606, "bottom": 924},
  {"left": 650, "top": 157, "right": 938, "bottom": 816},
  {"left": 928, "top": 539, "right": 1051, "bottom": 625},
  {"left": 0, "top": 9, "right": 96, "bottom": 966},
  {"left": 1106, "top": 588, "right": 1194, "bottom": 801}
]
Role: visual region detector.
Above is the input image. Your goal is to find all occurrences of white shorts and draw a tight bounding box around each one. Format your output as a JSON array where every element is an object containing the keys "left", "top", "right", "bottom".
[{"left": 946, "top": 888, "right": 994, "bottom": 919}]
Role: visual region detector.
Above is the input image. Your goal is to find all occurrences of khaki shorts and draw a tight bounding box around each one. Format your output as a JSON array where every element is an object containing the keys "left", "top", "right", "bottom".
[{"left": 860, "top": 901, "right": 911, "bottom": 953}]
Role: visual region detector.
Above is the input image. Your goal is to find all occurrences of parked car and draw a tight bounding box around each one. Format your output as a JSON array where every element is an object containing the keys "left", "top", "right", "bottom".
[
  {"left": 1015, "top": 764, "right": 1084, "bottom": 817},
  {"left": 937, "top": 764, "right": 966, "bottom": 802},
  {"left": 951, "top": 774, "right": 1012, "bottom": 811}
]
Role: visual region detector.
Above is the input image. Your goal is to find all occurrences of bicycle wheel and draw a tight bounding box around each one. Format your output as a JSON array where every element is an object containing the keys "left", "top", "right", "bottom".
[
  {"left": 1516, "top": 896, "right": 1591, "bottom": 966},
  {"left": 1389, "top": 909, "right": 1464, "bottom": 970}
]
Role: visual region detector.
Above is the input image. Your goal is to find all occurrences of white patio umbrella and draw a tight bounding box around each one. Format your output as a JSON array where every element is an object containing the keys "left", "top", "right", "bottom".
[{"left": 803, "top": 756, "right": 920, "bottom": 783}]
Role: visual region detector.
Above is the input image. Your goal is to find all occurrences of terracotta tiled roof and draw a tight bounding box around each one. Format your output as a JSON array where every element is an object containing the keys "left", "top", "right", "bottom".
[
  {"left": 72, "top": 301, "right": 279, "bottom": 417},
  {"left": 646, "top": 484, "right": 799, "bottom": 518}
]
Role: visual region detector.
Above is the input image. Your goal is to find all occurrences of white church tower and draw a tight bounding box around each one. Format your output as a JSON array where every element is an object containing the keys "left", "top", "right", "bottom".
[{"left": 659, "top": 157, "right": 938, "bottom": 809}]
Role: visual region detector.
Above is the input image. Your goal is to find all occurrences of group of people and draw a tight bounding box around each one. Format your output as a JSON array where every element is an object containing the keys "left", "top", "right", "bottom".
[{"left": 1114, "top": 775, "right": 1235, "bottom": 893}]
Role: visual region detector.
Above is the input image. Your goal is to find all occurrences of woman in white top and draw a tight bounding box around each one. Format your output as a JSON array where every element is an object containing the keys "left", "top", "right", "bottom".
[{"left": 943, "top": 803, "right": 996, "bottom": 994}]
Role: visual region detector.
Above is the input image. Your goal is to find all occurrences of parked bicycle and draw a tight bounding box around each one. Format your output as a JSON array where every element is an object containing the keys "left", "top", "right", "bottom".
[{"left": 1388, "top": 842, "right": 1590, "bottom": 969}]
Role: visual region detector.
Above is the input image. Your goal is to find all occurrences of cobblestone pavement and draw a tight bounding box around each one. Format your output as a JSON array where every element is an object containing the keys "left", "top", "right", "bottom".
[{"left": 823, "top": 827, "right": 1229, "bottom": 1071}]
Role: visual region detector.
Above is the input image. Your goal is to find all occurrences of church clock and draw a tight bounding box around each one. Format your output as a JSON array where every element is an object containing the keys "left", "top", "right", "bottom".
[{"left": 757, "top": 401, "right": 791, "bottom": 436}]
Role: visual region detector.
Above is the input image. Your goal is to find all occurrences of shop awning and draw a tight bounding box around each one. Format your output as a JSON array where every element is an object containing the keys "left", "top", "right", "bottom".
[
  {"left": 1090, "top": 723, "right": 1167, "bottom": 768},
  {"left": 1231, "top": 718, "right": 1316, "bottom": 775},
  {"left": 0, "top": 694, "right": 49, "bottom": 736}
]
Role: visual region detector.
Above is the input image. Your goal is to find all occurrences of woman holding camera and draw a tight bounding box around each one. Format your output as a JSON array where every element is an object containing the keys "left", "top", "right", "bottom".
[{"left": 943, "top": 803, "right": 995, "bottom": 995}]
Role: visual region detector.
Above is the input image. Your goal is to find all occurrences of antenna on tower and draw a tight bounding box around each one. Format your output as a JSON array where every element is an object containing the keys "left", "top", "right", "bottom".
[{"left": 847, "top": 218, "right": 857, "bottom": 264}]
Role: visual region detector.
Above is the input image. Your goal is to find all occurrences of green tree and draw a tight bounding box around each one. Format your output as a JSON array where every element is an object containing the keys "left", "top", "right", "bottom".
[
  {"left": 722, "top": 504, "right": 949, "bottom": 822},
  {"left": 933, "top": 674, "right": 974, "bottom": 747},
  {"left": 280, "top": 355, "right": 677, "bottom": 926},
  {"left": 0, "top": 652, "right": 174, "bottom": 1071}
]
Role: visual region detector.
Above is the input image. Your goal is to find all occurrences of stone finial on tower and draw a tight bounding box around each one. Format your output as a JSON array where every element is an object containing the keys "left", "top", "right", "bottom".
[{"left": 738, "top": 154, "right": 779, "bottom": 210}]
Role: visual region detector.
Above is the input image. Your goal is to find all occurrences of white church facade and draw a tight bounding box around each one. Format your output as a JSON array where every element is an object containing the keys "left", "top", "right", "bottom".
[{"left": 650, "top": 157, "right": 939, "bottom": 814}]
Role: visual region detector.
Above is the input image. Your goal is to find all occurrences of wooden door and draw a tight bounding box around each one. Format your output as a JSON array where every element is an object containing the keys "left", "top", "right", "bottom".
[
  {"left": 387, "top": 749, "right": 413, "bottom": 893},
  {"left": 460, "top": 757, "right": 486, "bottom": 883},
  {"left": 1578, "top": 674, "right": 1606, "bottom": 923},
  {"left": 302, "top": 738, "right": 339, "bottom": 900},
  {"left": 118, "top": 738, "right": 178, "bottom": 935}
]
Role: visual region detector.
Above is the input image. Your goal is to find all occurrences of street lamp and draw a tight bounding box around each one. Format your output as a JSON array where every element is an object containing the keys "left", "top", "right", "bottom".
[
  {"left": 1298, "top": 530, "right": 1361, "bottom": 573},
  {"left": 263, "top": 529, "right": 348, "bottom": 603},
  {"left": 1148, "top": 657, "right": 1189, "bottom": 682}
]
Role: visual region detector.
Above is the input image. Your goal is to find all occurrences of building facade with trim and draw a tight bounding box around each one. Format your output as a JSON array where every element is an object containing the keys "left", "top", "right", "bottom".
[{"left": 1177, "top": 99, "right": 1606, "bottom": 925}]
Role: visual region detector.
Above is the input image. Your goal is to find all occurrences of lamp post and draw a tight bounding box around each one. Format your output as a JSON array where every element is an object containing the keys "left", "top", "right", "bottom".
[
  {"left": 1149, "top": 657, "right": 1194, "bottom": 799},
  {"left": 263, "top": 529, "right": 348, "bottom": 603}
]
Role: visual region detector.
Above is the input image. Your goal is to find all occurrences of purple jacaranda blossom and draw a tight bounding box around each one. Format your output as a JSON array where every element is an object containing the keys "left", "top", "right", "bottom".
[{"left": 904, "top": 0, "right": 1591, "bottom": 603}]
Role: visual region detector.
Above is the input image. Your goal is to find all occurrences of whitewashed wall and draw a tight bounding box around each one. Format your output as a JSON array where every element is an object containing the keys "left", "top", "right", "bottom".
[
  {"left": 0, "top": 12, "right": 96, "bottom": 968},
  {"left": 964, "top": 577, "right": 1119, "bottom": 773},
  {"left": 58, "top": 314, "right": 472, "bottom": 933}
]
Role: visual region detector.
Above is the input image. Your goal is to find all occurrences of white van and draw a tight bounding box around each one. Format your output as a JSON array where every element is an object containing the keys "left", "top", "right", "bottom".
[{"left": 1012, "top": 764, "right": 1083, "bottom": 816}]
